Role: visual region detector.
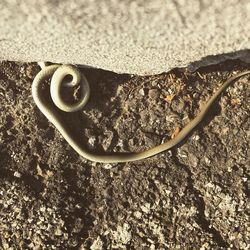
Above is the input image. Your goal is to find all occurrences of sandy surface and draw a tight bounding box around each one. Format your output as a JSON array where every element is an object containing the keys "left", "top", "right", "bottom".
[
  {"left": 0, "top": 60, "right": 249, "bottom": 249},
  {"left": 0, "top": 0, "right": 250, "bottom": 74}
]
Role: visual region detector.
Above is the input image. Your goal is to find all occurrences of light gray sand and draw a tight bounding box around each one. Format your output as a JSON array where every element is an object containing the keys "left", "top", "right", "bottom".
[{"left": 0, "top": 0, "right": 250, "bottom": 74}]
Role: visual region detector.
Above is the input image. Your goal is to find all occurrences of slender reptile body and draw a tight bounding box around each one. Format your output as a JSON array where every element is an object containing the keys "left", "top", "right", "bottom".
[{"left": 32, "top": 64, "right": 250, "bottom": 163}]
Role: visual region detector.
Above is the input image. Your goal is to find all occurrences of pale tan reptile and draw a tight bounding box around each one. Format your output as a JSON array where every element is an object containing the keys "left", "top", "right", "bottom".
[{"left": 32, "top": 63, "right": 250, "bottom": 163}]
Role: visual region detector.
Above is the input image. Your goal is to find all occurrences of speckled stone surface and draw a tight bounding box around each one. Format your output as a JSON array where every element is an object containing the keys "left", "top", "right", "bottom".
[{"left": 0, "top": 0, "right": 250, "bottom": 74}]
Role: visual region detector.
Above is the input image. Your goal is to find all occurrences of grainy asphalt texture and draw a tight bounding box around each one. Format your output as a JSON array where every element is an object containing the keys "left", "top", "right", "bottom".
[{"left": 0, "top": 60, "right": 249, "bottom": 249}]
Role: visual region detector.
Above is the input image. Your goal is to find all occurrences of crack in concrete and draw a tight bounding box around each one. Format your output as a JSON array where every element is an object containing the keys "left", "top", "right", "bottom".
[{"left": 172, "top": 149, "right": 229, "bottom": 248}]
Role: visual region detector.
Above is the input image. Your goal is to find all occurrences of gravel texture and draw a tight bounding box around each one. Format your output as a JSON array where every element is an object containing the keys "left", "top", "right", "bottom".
[
  {"left": 0, "top": 0, "right": 250, "bottom": 74},
  {"left": 0, "top": 60, "right": 249, "bottom": 249}
]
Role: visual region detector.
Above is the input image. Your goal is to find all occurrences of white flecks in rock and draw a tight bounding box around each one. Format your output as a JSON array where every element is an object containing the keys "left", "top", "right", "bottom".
[
  {"left": 90, "top": 236, "right": 103, "bottom": 250},
  {"left": 139, "top": 88, "right": 145, "bottom": 96}
]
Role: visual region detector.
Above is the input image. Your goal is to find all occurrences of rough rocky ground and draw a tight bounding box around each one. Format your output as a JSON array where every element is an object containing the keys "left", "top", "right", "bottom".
[{"left": 0, "top": 60, "right": 249, "bottom": 249}]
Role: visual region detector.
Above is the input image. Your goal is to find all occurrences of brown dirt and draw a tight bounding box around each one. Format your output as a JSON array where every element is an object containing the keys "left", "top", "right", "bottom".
[{"left": 0, "top": 60, "right": 249, "bottom": 249}]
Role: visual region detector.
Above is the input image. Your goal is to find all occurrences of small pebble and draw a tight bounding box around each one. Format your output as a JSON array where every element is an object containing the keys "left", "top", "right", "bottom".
[
  {"left": 139, "top": 88, "right": 145, "bottom": 96},
  {"left": 14, "top": 171, "right": 21, "bottom": 178}
]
